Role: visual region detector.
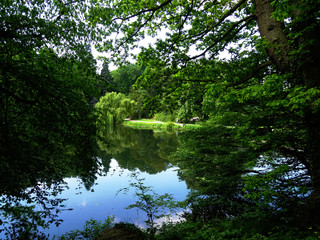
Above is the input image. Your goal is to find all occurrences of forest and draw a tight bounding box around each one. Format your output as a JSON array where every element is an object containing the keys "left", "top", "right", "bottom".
[{"left": 1, "top": 0, "right": 320, "bottom": 239}]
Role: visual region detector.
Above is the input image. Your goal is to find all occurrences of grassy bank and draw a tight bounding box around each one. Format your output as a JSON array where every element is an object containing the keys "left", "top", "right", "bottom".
[{"left": 122, "top": 119, "right": 201, "bottom": 131}]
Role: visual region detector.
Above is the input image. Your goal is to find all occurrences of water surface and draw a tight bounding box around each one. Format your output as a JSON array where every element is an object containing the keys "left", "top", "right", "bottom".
[{"left": 45, "top": 127, "right": 188, "bottom": 237}]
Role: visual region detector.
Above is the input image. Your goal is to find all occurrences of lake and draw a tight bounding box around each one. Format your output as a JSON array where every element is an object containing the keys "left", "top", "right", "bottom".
[
  {"left": 0, "top": 126, "right": 189, "bottom": 239},
  {"left": 45, "top": 159, "right": 188, "bottom": 237}
]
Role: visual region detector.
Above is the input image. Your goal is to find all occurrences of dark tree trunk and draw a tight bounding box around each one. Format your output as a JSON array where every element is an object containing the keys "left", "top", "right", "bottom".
[{"left": 302, "top": 26, "right": 320, "bottom": 193}]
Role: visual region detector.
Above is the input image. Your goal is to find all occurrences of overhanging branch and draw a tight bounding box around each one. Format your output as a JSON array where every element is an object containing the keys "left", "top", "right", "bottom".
[
  {"left": 227, "top": 60, "right": 273, "bottom": 87},
  {"left": 182, "top": 0, "right": 247, "bottom": 43},
  {"left": 115, "top": 0, "right": 174, "bottom": 21},
  {"left": 187, "top": 15, "right": 255, "bottom": 61}
]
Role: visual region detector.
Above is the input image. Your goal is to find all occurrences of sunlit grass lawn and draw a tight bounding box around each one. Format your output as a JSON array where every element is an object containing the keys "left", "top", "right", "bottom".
[
  {"left": 123, "top": 119, "right": 202, "bottom": 130},
  {"left": 136, "top": 119, "right": 156, "bottom": 122}
]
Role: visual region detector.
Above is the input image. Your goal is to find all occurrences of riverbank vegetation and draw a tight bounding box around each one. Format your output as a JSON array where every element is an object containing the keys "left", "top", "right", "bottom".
[
  {"left": 1, "top": 0, "right": 320, "bottom": 238},
  {"left": 123, "top": 119, "right": 201, "bottom": 131}
]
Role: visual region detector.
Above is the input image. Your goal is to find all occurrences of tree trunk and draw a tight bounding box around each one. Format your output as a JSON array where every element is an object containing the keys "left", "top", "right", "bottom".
[
  {"left": 255, "top": 0, "right": 320, "bottom": 220},
  {"left": 303, "top": 27, "right": 320, "bottom": 193},
  {"left": 254, "top": 0, "right": 290, "bottom": 73}
]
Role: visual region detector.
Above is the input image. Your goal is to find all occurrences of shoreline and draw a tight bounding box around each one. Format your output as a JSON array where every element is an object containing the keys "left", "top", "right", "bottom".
[{"left": 122, "top": 119, "right": 201, "bottom": 131}]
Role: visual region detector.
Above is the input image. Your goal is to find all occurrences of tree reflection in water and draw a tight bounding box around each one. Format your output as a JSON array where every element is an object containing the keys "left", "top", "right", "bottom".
[
  {"left": 1, "top": 125, "right": 179, "bottom": 238},
  {"left": 97, "top": 125, "right": 178, "bottom": 174},
  {"left": 0, "top": 125, "right": 101, "bottom": 238}
]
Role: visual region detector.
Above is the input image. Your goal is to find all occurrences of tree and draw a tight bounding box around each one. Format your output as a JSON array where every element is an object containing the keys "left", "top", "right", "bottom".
[
  {"left": 111, "top": 63, "right": 145, "bottom": 94},
  {"left": 1, "top": 0, "right": 101, "bottom": 186},
  {"left": 96, "top": 92, "right": 137, "bottom": 127},
  {"left": 1, "top": 0, "right": 101, "bottom": 236},
  {"left": 98, "top": 61, "right": 118, "bottom": 95},
  {"left": 90, "top": 0, "right": 320, "bottom": 229},
  {"left": 117, "top": 173, "right": 176, "bottom": 235},
  {"left": 128, "top": 89, "right": 151, "bottom": 118},
  {"left": 0, "top": 48, "right": 101, "bottom": 237},
  {"left": 132, "top": 66, "right": 171, "bottom": 118}
]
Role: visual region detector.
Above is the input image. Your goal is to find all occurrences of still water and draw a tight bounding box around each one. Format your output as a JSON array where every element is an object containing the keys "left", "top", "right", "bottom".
[
  {"left": 43, "top": 127, "right": 189, "bottom": 237},
  {"left": 46, "top": 160, "right": 187, "bottom": 237}
]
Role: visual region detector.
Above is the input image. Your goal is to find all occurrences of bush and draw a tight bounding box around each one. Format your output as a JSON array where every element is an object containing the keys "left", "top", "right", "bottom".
[
  {"left": 154, "top": 112, "right": 177, "bottom": 122},
  {"left": 59, "top": 217, "right": 115, "bottom": 240}
]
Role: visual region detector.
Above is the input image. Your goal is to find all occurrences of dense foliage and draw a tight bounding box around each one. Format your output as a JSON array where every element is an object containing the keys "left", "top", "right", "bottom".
[
  {"left": 89, "top": 0, "right": 320, "bottom": 237},
  {"left": 59, "top": 217, "right": 115, "bottom": 240},
  {"left": 0, "top": 0, "right": 103, "bottom": 237},
  {"left": 2, "top": 0, "right": 320, "bottom": 238},
  {"left": 111, "top": 63, "right": 145, "bottom": 94},
  {"left": 169, "top": 125, "right": 317, "bottom": 238},
  {"left": 96, "top": 92, "right": 137, "bottom": 126}
]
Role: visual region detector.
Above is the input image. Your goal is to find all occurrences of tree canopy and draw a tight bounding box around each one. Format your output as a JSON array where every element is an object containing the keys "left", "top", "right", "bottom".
[
  {"left": 96, "top": 92, "right": 137, "bottom": 126},
  {"left": 90, "top": 0, "right": 320, "bottom": 235},
  {"left": 0, "top": 0, "right": 104, "bottom": 237},
  {"left": 111, "top": 63, "right": 145, "bottom": 94},
  {"left": 1, "top": 0, "right": 320, "bottom": 237}
]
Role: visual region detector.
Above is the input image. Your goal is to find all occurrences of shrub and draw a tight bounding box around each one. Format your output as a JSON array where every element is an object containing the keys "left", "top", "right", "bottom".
[
  {"left": 59, "top": 216, "right": 115, "bottom": 240},
  {"left": 154, "top": 112, "right": 177, "bottom": 122}
]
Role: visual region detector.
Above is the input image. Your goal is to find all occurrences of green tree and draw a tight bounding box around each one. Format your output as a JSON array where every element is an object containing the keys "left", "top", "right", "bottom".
[
  {"left": 90, "top": 0, "right": 320, "bottom": 231},
  {"left": 98, "top": 62, "right": 116, "bottom": 96},
  {"left": 0, "top": 47, "right": 101, "bottom": 238},
  {"left": 132, "top": 66, "right": 175, "bottom": 118},
  {"left": 111, "top": 63, "right": 145, "bottom": 94},
  {"left": 1, "top": 0, "right": 101, "bottom": 237},
  {"left": 96, "top": 92, "right": 137, "bottom": 127},
  {"left": 129, "top": 89, "right": 151, "bottom": 119},
  {"left": 117, "top": 173, "right": 176, "bottom": 235}
]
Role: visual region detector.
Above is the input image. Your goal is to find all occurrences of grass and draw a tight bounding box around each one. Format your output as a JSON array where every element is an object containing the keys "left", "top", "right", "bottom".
[
  {"left": 135, "top": 119, "right": 157, "bottom": 122},
  {"left": 123, "top": 119, "right": 202, "bottom": 131}
]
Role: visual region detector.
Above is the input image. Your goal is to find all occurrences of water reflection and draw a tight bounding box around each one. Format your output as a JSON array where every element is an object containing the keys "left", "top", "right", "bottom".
[
  {"left": 0, "top": 120, "right": 100, "bottom": 239},
  {"left": 46, "top": 159, "right": 187, "bottom": 237},
  {"left": 0, "top": 125, "right": 186, "bottom": 238},
  {"left": 98, "top": 126, "right": 178, "bottom": 174},
  {"left": 44, "top": 126, "right": 186, "bottom": 237}
]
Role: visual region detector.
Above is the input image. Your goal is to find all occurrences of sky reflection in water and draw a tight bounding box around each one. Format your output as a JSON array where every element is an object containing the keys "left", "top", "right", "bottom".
[{"left": 46, "top": 158, "right": 188, "bottom": 237}]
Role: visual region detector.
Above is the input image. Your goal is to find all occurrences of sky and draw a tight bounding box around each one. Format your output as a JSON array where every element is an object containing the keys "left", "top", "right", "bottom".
[
  {"left": 92, "top": 31, "right": 165, "bottom": 72},
  {"left": 92, "top": 28, "right": 232, "bottom": 73}
]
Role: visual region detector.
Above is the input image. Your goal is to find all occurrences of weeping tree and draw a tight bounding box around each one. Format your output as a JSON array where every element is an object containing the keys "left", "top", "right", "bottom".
[{"left": 96, "top": 92, "right": 137, "bottom": 126}]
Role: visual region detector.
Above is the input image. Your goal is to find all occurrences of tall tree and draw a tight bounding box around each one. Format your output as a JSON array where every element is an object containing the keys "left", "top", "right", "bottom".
[
  {"left": 90, "top": 0, "right": 320, "bottom": 227},
  {"left": 1, "top": 0, "right": 101, "bottom": 236},
  {"left": 111, "top": 63, "right": 145, "bottom": 94},
  {"left": 99, "top": 61, "right": 116, "bottom": 94},
  {"left": 1, "top": 0, "right": 101, "bottom": 193}
]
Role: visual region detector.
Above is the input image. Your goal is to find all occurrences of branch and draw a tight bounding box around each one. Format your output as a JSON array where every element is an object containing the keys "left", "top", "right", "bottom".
[
  {"left": 242, "top": 169, "right": 264, "bottom": 174},
  {"left": 114, "top": 1, "right": 174, "bottom": 49},
  {"left": 130, "top": 11, "right": 157, "bottom": 40},
  {"left": 0, "top": 87, "right": 36, "bottom": 105},
  {"left": 167, "top": 0, "right": 194, "bottom": 53},
  {"left": 227, "top": 61, "right": 273, "bottom": 87},
  {"left": 116, "top": 0, "right": 174, "bottom": 21},
  {"left": 182, "top": 0, "right": 247, "bottom": 43},
  {"left": 178, "top": 79, "right": 214, "bottom": 83},
  {"left": 187, "top": 15, "right": 255, "bottom": 61},
  {"left": 279, "top": 146, "right": 311, "bottom": 173},
  {"left": 212, "top": 0, "right": 247, "bottom": 29}
]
